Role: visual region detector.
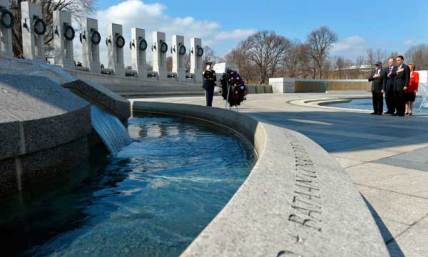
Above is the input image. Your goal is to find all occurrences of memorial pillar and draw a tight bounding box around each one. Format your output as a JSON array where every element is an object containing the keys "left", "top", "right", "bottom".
[
  {"left": 0, "top": 0, "right": 13, "bottom": 57},
  {"left": 152, "top": 31, "right": 167, "bottom": 80},
  {"left": 53, "top": 10, "right": 74, "bottom": 68},
  {"left": 21, "top": 1, "right": 46, "bottom": 60},
  {"left": 190, "top": 37, "right": 203, "bottom": 82},
  {"left": 172, "top": 35, "right": 186, "bottom": 81},
  {"left": 130, "top": 28, "right": 147, "bottom": 78},
  {"left": 80, "top": 17, "right": 101, "bottom": 73},
  {"left": 107, "top": 23, "right": 125, "bottom": 76}
]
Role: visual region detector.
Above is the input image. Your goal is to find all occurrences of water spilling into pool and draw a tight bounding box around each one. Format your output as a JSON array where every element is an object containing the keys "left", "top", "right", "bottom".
[
  {"left": 91, "top": 106, "right": 132, "bottom": 154},
  {"left": 0, "top": 115, "right": 255, "bottom": 257}
]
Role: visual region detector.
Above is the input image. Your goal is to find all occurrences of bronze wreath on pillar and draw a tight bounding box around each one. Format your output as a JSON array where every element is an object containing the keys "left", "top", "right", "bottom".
[
  {"left": 0, "top": 8, "right": 14, "bottom": 29},
  {"left": 160, "top": 41, "right": 168, "bottom": 54},
  {"left": 33, "top": 16, "right": 46, "bottom": 35},
  {"left": 196, "top": 46, "right": 204, "bottom": 57},
  {"left": 115, "top": 34, "right": 125, "bottom": 48},
  {"left": 178, "top": 44, "right": 186, "bottom": 56},
  {"left": 139, "top": 38, "right": 148, "bottom": 51},
  {"left": 90, "top": 29, "right": 101, "bottom": 45},
  {"left": 63, "top": 23, "right": 75, "bottom": 41}
]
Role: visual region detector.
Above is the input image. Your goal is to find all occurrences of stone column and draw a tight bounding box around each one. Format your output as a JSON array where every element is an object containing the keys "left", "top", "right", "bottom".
[
  {"left": 21, "top": 1, "right": 46, "bottom": 61},
  {"left": 80, "top": 17, "right": 101, "bottom": 73},
  {"left": 107, "top": 23, "right": 125, "bottom": 76},
  {"left": 0, "top": 0, "right": 13, "bottom": 57},
  {"left": 53, "top": 10, "right": 74, "bottom": 68},
  {"left": 172, "top": 35, "right": 186, "bottom": 81},
  {"left": 152, "top": 31, "right": 168, "bottom": 80},
  {"left": 190, "top": 37, "right": 203, "bottom": 82},
  {"left": 130, "top": 28, "right": 147, "bottom": 78}
]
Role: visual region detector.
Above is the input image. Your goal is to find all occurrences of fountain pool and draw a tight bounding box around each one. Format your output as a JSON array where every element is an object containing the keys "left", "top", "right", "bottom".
[{"left": 0, "top": 115, "right": 255, "bottom": 257}]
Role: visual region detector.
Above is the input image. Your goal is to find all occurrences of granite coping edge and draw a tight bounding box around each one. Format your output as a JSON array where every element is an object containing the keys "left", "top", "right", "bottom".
[{"left": 132, "top": 101, "right": 389, "bottom": 257}]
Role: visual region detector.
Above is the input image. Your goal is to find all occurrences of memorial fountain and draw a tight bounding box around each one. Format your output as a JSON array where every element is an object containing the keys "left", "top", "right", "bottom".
[{"left": 0, "top": 1, "right": 391, "bottom": 256}]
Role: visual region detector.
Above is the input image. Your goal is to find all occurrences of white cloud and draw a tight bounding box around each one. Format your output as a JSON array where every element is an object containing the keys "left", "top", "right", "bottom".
[
  {"left": 215, "top": 29, "right": 257, "bottom": 41},
  {"left": 332, "top": 36, "right": 366, "bottom": 52},
  {"left": 72, "top": 0, "right": 254, "bottom": 65},
  {"left": 404, "top": 39, "right": 416, "bottom": 47},
  {"left": 331, "top": 36, "right": 367, "bottom": 59}
]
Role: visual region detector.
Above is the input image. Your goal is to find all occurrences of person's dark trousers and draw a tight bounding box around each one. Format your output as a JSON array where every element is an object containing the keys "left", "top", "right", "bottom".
[
  {"left": 205, "top": 86, "right": 214, "bottom": 107},
  {"left": 395, "top": 91, "right": 406, "bottom": 116},
  {"left": 372, "top": 91, "right": 384, "bottom": 114},
  {"left": 385, "top": 90, "right": 395, "bottom": 114}
]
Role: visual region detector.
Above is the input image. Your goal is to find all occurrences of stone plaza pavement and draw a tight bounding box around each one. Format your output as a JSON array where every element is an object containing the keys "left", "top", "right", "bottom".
[{"left": 135, "top": 93, "right": 428, "bottom": 257}]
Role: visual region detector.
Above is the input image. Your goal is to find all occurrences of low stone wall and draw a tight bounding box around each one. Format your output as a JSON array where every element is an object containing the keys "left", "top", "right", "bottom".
[
  {"left": 68, "top": 69, "right": 273, "bottom": 97},
  {"left": 132, "top": 101, "right": 389, "bottom": 257},
  {"left": 0, "top": 75, "right": 92, "bottom": 197},
  {"left": 270, "top": 78, "right": 370, "bottom": 93}
]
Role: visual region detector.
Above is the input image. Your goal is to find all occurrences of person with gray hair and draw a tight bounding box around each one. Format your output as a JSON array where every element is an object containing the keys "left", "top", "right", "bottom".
[{"left": 384, "top": 57, "right": 397, "bottom": 114}]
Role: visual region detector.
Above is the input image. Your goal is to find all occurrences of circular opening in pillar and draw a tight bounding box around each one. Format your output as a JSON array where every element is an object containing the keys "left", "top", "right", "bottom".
[
  {"left": 0, "top": 9, "right": 14, "bottom": 29},
  {"left": 139, "top": 39, "right": 147, "bottom": 51},
  {"left": 91, "top": 30, "right": 101, "bottom": 45},
  {"left": 115, "top": 35, "right": 125, "bottom": 49},
  {"left": 160, "top": 41, "right": 168, "bottom": 54},
  {"left": 178, "top": 44, "right": 186, "bottom": 56},
  {"left": 196, "top": 46, "right": 204, "bottom": 57},
  {"left": 63, "top": 24, "right": 75, "bottom": 41},
  {"left": 33, "top": 18, "right": 46, "bottom": 35}
]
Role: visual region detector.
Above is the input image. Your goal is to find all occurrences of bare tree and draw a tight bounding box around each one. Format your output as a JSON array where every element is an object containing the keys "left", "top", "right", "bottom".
[
  {"left": 355, "top": 56, "right": 365, "bottom": 66},
  {"left": 225, "top": 45, "right": 256, "bottom": 83},
  {"left": 241, "top": 31, "right": 291, "bottom": 84},
  {"left": 10, "top": 0, "right": 94, "bottom": 57},
  {"left": 306, "top": 26, "right": 337, "bottom": 79},
  {"left": 405, "top": 44, "right": 428, "bottom": 70},
  {"left": 366, "top": 48, "right": 387, "bottom": 66}
]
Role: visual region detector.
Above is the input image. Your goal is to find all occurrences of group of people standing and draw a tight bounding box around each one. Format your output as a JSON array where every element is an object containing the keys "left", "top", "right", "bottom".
[{"left": 369, "top": 55, "right": 419, "bottom": 116}]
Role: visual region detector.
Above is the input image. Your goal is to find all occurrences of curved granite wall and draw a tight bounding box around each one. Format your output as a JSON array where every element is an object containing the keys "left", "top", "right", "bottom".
[
  {"left": 0, "top": 75, "right": 92, "bottom": 197},
  {"left": 133, "top": 101, "right": 389, "bottom": 257}
]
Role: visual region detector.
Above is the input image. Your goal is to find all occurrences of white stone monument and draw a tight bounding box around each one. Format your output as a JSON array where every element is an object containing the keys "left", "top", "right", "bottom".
[
  {"left": 21, "top": 1, "right": 46, "bottom": 60},
  {"left": 190, "top": 37, "right": 203, "bottom": 82},
  {"left": 53, "top": 10, "right": 74, "bottom": 68},
  {"left": 152, "top": 31, "right": 168, "bottom": 80},
  {"left": 172, "top": 35, "right": 186, "bottom": 81},
  {"left": 80, "top": 17, "right": 101, "bottom": 73},
  {"left": 107, "top": 23, "right": 125, "bottom": 76},
  {"left": 0, "top": 0, "right": 13, "bottom": 57},
  {"left": 130, "top": 28, "right": 147, "bottom": 78}
]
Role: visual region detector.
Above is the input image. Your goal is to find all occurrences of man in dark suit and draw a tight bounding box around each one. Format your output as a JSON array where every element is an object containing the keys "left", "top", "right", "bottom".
[
  {"left": 393, "top": 55, "right": 411, "bottom": 116},
  {"left": 203, "top": 62, "right": 217, "bottom": 107},
  {"left": 383, "top": 57, "right": 396, "bottom": 114},
  {"left": 368, "top": 62, "right": 386, "bottom": 115}
]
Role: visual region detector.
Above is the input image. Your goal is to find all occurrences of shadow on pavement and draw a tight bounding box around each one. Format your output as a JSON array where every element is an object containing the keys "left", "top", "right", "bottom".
[{"left": 362, "top": 196, "right": 405, "bottom": 257}]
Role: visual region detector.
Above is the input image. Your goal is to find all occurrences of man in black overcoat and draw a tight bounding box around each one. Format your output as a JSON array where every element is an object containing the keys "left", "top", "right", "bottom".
[
  {"left": 383, "top": 57, "right": 397, "bottom": 114},
  {"left": 368, "top": 62, "right": 386, "bottom": 115},
  {"left": 393, "top": 55, "right": 411, "bottom": 116}
]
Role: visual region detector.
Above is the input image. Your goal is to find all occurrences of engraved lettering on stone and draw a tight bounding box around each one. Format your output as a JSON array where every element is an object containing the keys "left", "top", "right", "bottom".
[{"left": 288, "top": 138, "right": 322, "bottom": 232}]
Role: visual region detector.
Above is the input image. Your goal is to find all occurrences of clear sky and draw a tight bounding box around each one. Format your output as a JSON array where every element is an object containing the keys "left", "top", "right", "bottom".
[{"left": 91, "top": 0, "right": 428, "bottom": 61}]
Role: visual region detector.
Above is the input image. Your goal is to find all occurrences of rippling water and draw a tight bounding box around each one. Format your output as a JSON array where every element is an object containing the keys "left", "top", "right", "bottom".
[{"left": 0, "top": 116, "right": 255, "bottom": 257}]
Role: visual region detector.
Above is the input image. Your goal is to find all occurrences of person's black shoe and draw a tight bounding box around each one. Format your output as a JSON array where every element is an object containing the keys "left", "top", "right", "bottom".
[{"left": 370, "top": 112, "right": 377, "bottom": 115}]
